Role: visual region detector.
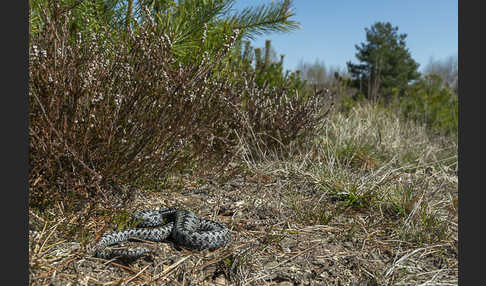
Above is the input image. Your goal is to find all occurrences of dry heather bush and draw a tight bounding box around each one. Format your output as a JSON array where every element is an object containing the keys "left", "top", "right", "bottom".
[
  {"left": 29, "top": 4, "right": 331, "bottom": 210},
  {"left": 235, "top": 76, "right": 334, "bottom": 161},
  {"left": 29, "top": 6, "right": 241, "bottom": 208}
]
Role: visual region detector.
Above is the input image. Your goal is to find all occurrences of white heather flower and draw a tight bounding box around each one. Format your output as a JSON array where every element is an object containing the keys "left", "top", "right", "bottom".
[{"left": 31, "top": 45, "right": 39, "bottom": 57}]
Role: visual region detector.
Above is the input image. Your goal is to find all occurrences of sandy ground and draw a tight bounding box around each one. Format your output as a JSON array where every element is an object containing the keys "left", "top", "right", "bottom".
[{"left": 29, "top": 170, "right": 457, "bottom": 286}]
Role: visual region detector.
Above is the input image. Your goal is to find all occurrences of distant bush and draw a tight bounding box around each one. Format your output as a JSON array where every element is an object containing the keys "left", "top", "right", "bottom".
[
  {"left": 231, "top": 39, "right": 305, "bottom": 90},
  {"left": 423, "top": 55, "right": 458, "bottom": 94},
  {"left": 395, "top": 74, "right": 458, "bottom": 135},
  {"left": 333, "top": 72, "right": 457, "bottom": 137}
]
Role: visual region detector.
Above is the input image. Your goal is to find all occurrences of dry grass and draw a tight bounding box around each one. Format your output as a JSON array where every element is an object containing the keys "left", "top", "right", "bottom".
[{"left": 29, "top": 102, "right": 457, "bottom": 285}]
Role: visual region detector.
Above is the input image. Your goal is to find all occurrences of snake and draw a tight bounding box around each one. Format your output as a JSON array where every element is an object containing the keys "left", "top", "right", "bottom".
[{"left": 93, "top": 207, "right": 231, "bottom": 259}]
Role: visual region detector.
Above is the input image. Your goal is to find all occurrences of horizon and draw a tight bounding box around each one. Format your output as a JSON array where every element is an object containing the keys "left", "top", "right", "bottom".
[{"left": 232, "top": 1, "right": 458, "bottom": 74}]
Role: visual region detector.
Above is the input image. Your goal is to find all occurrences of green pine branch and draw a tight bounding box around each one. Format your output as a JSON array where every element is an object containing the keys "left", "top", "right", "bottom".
[{"left": 226, "top": 0, "right": 301, "bottom": 40}]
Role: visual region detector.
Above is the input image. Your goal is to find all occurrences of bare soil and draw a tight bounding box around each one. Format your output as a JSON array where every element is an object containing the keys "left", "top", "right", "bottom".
[{"left": 29, "top": 169, "right": 457, "bottom": 286}]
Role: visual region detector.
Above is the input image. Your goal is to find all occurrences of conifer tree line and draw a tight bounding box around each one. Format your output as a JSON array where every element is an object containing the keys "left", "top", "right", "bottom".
[{"left": 296, "top": 21, "right": 457, "bottom": 102}]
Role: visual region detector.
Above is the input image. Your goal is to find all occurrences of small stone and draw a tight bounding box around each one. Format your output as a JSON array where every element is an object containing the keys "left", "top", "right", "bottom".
[{"left": 279, "top": 238, "right": 297, "bottom": 250}]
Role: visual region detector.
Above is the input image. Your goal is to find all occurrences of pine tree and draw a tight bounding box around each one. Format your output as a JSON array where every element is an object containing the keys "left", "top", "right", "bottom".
[{"left": 347, "top": 22, "right": 420, "bottom": 101}]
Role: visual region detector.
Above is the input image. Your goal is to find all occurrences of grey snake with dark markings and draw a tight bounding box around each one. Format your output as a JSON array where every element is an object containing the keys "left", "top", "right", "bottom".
[{"left": 93, "top": 207, "right": 231, "bottom": 259}]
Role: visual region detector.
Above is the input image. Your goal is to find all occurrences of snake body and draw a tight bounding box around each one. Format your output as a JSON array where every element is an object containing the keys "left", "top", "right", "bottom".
[{"left": 94, "top": 208, "right": 230, "bottom": 259}]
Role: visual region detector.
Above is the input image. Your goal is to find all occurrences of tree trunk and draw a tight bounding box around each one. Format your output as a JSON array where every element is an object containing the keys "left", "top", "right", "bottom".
[{"left": 125, "top": 0, "right": 133, "bottom": 31}]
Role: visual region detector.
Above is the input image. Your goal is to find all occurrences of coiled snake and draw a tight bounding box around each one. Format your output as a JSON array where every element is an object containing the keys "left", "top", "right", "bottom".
[{"left": 94, "top": 207, "right": 231, "bottom": 259}]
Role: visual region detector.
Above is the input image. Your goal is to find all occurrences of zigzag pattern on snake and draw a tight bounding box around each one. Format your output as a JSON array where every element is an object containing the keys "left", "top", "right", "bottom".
[{"left": 94, "top": 207, "right": 231, "bottom": 259}]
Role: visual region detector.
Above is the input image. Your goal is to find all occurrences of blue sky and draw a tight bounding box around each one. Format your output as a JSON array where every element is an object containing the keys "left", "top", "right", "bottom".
[{"left": 231, "top": 1, "right": 458, "bottom": 73}]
